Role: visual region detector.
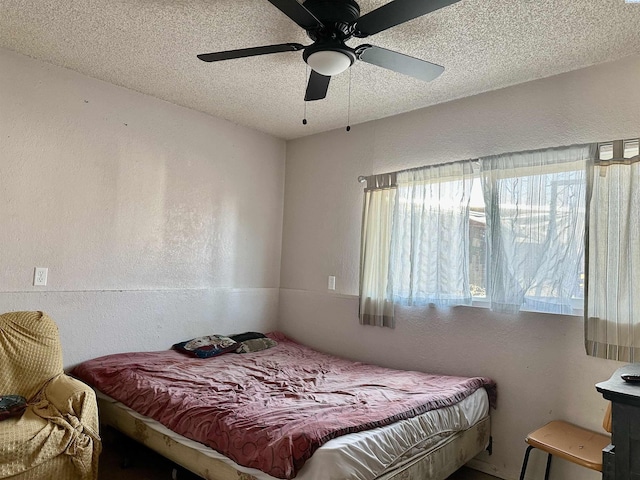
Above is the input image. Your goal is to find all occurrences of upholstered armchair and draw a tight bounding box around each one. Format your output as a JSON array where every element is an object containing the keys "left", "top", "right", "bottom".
[{"left": 0, "top": 311, "right": 101, "bottom": 480}]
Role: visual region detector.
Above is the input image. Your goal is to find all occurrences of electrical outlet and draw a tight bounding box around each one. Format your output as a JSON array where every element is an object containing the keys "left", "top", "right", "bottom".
[
  {"left": 34, "top": 267, "right": 48, "bottom": 286},
  {"left": 328, "top": 275, "right": 336, "bottom": 291}
]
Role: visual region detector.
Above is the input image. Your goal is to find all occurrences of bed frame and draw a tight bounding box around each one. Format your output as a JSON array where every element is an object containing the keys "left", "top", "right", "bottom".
[{"left": 98, "top": 394, "right": 490, "bottom": 480}]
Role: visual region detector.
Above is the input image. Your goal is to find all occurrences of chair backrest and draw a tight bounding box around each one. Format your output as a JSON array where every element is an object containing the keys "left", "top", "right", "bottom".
[
  {"left": 603, "top": 402, "right": 612, "bottom": 433},
  {"left": 0, "top": 311, "right": 64, "bottom": 400}
]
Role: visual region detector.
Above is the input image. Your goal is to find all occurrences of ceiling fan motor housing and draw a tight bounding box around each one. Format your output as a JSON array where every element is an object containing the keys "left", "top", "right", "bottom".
[
  {"left": 303, "top": 0, "right": 360, "bottom": 41},
  {"left": 301, "top": 0, "right": 360, "bottom": 74}
]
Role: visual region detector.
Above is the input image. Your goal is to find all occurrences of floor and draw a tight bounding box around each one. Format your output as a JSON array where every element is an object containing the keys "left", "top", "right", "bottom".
[{"left": 98, "top": 428, "right": 501, "bottom": 480}]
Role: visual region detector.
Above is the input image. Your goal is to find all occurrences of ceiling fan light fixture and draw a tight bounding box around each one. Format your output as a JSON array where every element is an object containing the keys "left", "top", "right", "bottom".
[{"left": 305, "top": 50, "right": 353, "bottom": 76}]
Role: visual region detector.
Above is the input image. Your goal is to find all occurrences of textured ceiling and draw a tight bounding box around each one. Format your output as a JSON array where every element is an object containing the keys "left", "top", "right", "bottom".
[{"left": 1, "top": 0, "right": 639, "bottom": 140}]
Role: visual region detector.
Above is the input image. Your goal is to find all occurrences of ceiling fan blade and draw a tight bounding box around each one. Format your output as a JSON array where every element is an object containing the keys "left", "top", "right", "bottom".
[
  {"left": 198, "top": 43, "right": 305, "bottom": 62},
  {"left": 305, "top": 70, "right": 331, "bottom": 101},
  {"left": 267, "top": 0, "right": 324, "bottom": 30},
  {"left": 357, "top": 45, "right": 444, "bottom": 82},
  {"left": 354, "top": 0, "right": 461, "bottom": 37}
]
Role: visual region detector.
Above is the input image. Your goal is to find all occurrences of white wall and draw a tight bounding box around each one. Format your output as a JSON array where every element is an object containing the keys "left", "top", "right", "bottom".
[
  {"left": 0, "top": 48, "right": 286, "bottom": 367},
  {"left": 280, "top": 55, "right": 640, "bottom": 480}
]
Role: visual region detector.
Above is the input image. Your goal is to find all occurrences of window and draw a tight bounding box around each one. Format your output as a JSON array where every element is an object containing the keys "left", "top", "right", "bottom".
[
  {"left": 359, "top": 144, "right": 594, "bottom": 327},
  {"left": 388, "top": 161, "right": 476, "bottom": 307},
  {"left": 481, "top": 156, "right": 588, "bottom": 314}
]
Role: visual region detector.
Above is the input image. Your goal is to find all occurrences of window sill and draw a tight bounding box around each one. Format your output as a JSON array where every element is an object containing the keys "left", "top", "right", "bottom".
[{"left": 469, "top": 297, "right": 583, "bottom": 317}]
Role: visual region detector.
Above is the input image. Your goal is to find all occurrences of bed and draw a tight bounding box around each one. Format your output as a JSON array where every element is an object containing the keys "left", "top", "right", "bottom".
[{"left": 72, "top": 332, "right": 496, "bottom": 480}]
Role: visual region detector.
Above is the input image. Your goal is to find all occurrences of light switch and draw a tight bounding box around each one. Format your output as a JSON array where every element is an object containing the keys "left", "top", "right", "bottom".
[
  {"left": 328, "top": 275, "right": 336, "bottom": 291},
  {"left": 34, "top": 267, "right": 48, "bottom": 286}
]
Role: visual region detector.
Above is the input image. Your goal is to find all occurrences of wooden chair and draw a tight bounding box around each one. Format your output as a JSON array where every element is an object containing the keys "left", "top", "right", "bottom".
[{"left": 519, "top": 404, "right": 612, "bottom": 479}]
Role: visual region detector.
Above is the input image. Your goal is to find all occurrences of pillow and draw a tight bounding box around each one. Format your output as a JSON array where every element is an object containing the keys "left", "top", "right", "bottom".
[
  {"left": 173, "top": 334, "right": 237, "bottom": 358},
  {"left": 235, "top": 337, "right": 278, "bottom": 354},
  {"left": 0, "top": 395, "right": 27, "bottom": 421},
  {"left": 228, "top": 331, "right": 266, "bottom": 343}
]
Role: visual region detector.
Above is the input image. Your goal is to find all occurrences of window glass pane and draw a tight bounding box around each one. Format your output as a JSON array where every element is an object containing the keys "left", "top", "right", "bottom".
[
  {"left": 465, "top": 173, "right": 584, "bottom": 304},
  {"left": 389, "top": 162, "right": 475, "bottom": 307},
  {"left": 469, "top": 177, "right": 486, "bottom": 297},
  {"left": 625, "top": 139, "right": 639, "bottom": 158},
  {"left": 518, "top": 171, "right": 585, "bottom": 302},
  {"left": 599, "top": 143, "right": 613, "bottom": 160},
  {"left": 480, "top": 144, "right": 591, "bottom": 315}
]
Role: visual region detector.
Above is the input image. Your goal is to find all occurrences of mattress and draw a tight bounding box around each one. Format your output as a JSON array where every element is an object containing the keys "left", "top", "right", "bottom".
[{"left": 97, "top": 387, "right": 489, "bottom": 480}]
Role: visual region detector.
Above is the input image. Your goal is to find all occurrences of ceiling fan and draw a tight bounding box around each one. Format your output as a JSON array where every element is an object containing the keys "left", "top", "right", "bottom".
[{"left": 198, "top": 0, "right": 461, "bottom": 101}]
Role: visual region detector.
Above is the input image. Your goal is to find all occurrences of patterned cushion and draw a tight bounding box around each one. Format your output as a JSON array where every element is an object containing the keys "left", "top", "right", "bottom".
[
  {"left": 0, "top": 395, "right": 27, "bottom": 421},
  {"left": 235, "top": 337, "right": 278, "bottom": 354},
  {"left": 173, "top": 335, "right": 238, "bottom": 358},
  {"left": 228, "top": 331, "right": 266, "bottom": 343}
]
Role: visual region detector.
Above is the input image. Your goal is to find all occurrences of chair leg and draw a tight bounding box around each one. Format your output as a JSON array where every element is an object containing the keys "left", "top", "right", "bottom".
[
  {"left": 519, "top": 445, "right": 534, "bottom": 480},
  {"left": 544, "top": 453, "right": 552, "bottom": 480}
]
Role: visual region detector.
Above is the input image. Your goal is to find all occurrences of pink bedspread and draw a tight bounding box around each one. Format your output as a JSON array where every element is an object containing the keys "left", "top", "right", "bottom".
[{"left": 72, "top": 332, "right": 496, "bottom": 478}]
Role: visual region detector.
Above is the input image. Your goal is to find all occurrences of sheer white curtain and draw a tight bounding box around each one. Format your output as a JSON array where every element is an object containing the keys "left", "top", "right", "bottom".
[
  {"left": 388, "top": 161, "right": 476, "bottom": 307},
  {"left": 586, "top": 139, "right": 640, "bottom": 361},
  {"left": 481, "top": 145, "right": 594, "bottom": 314},
  {"left": 359, "top": 174, "right": 396, "bottom": 327},
  {"left": 359, "top": 161, "right": 476, "bottom": 327}
]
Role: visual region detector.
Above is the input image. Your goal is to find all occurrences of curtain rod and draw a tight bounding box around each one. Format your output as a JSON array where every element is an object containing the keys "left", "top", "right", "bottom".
[{"left": 357, "top": 138, "right": 639, "bottom": 183}]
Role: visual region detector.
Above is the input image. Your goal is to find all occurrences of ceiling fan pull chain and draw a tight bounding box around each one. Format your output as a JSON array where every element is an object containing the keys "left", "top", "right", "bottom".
[
  {"left": 346, "top": 68, "right": 352, "bottom": 132},
  {"left": 303, "top": 65, "right": 308, "bottom": 125}
]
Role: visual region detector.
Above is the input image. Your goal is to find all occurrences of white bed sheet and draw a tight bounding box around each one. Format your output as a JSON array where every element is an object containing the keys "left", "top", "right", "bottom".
[{"left": 98, "top": 388, "right": 488, "bottom": 480}]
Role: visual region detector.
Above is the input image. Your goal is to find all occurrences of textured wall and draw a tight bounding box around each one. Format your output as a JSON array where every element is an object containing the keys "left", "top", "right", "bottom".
[
  {"left": 280, "top": 55, "right": 640, "bottom": 480},
  {"left": 0, "top": 48, "right": 285, "bottom": 366}
]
